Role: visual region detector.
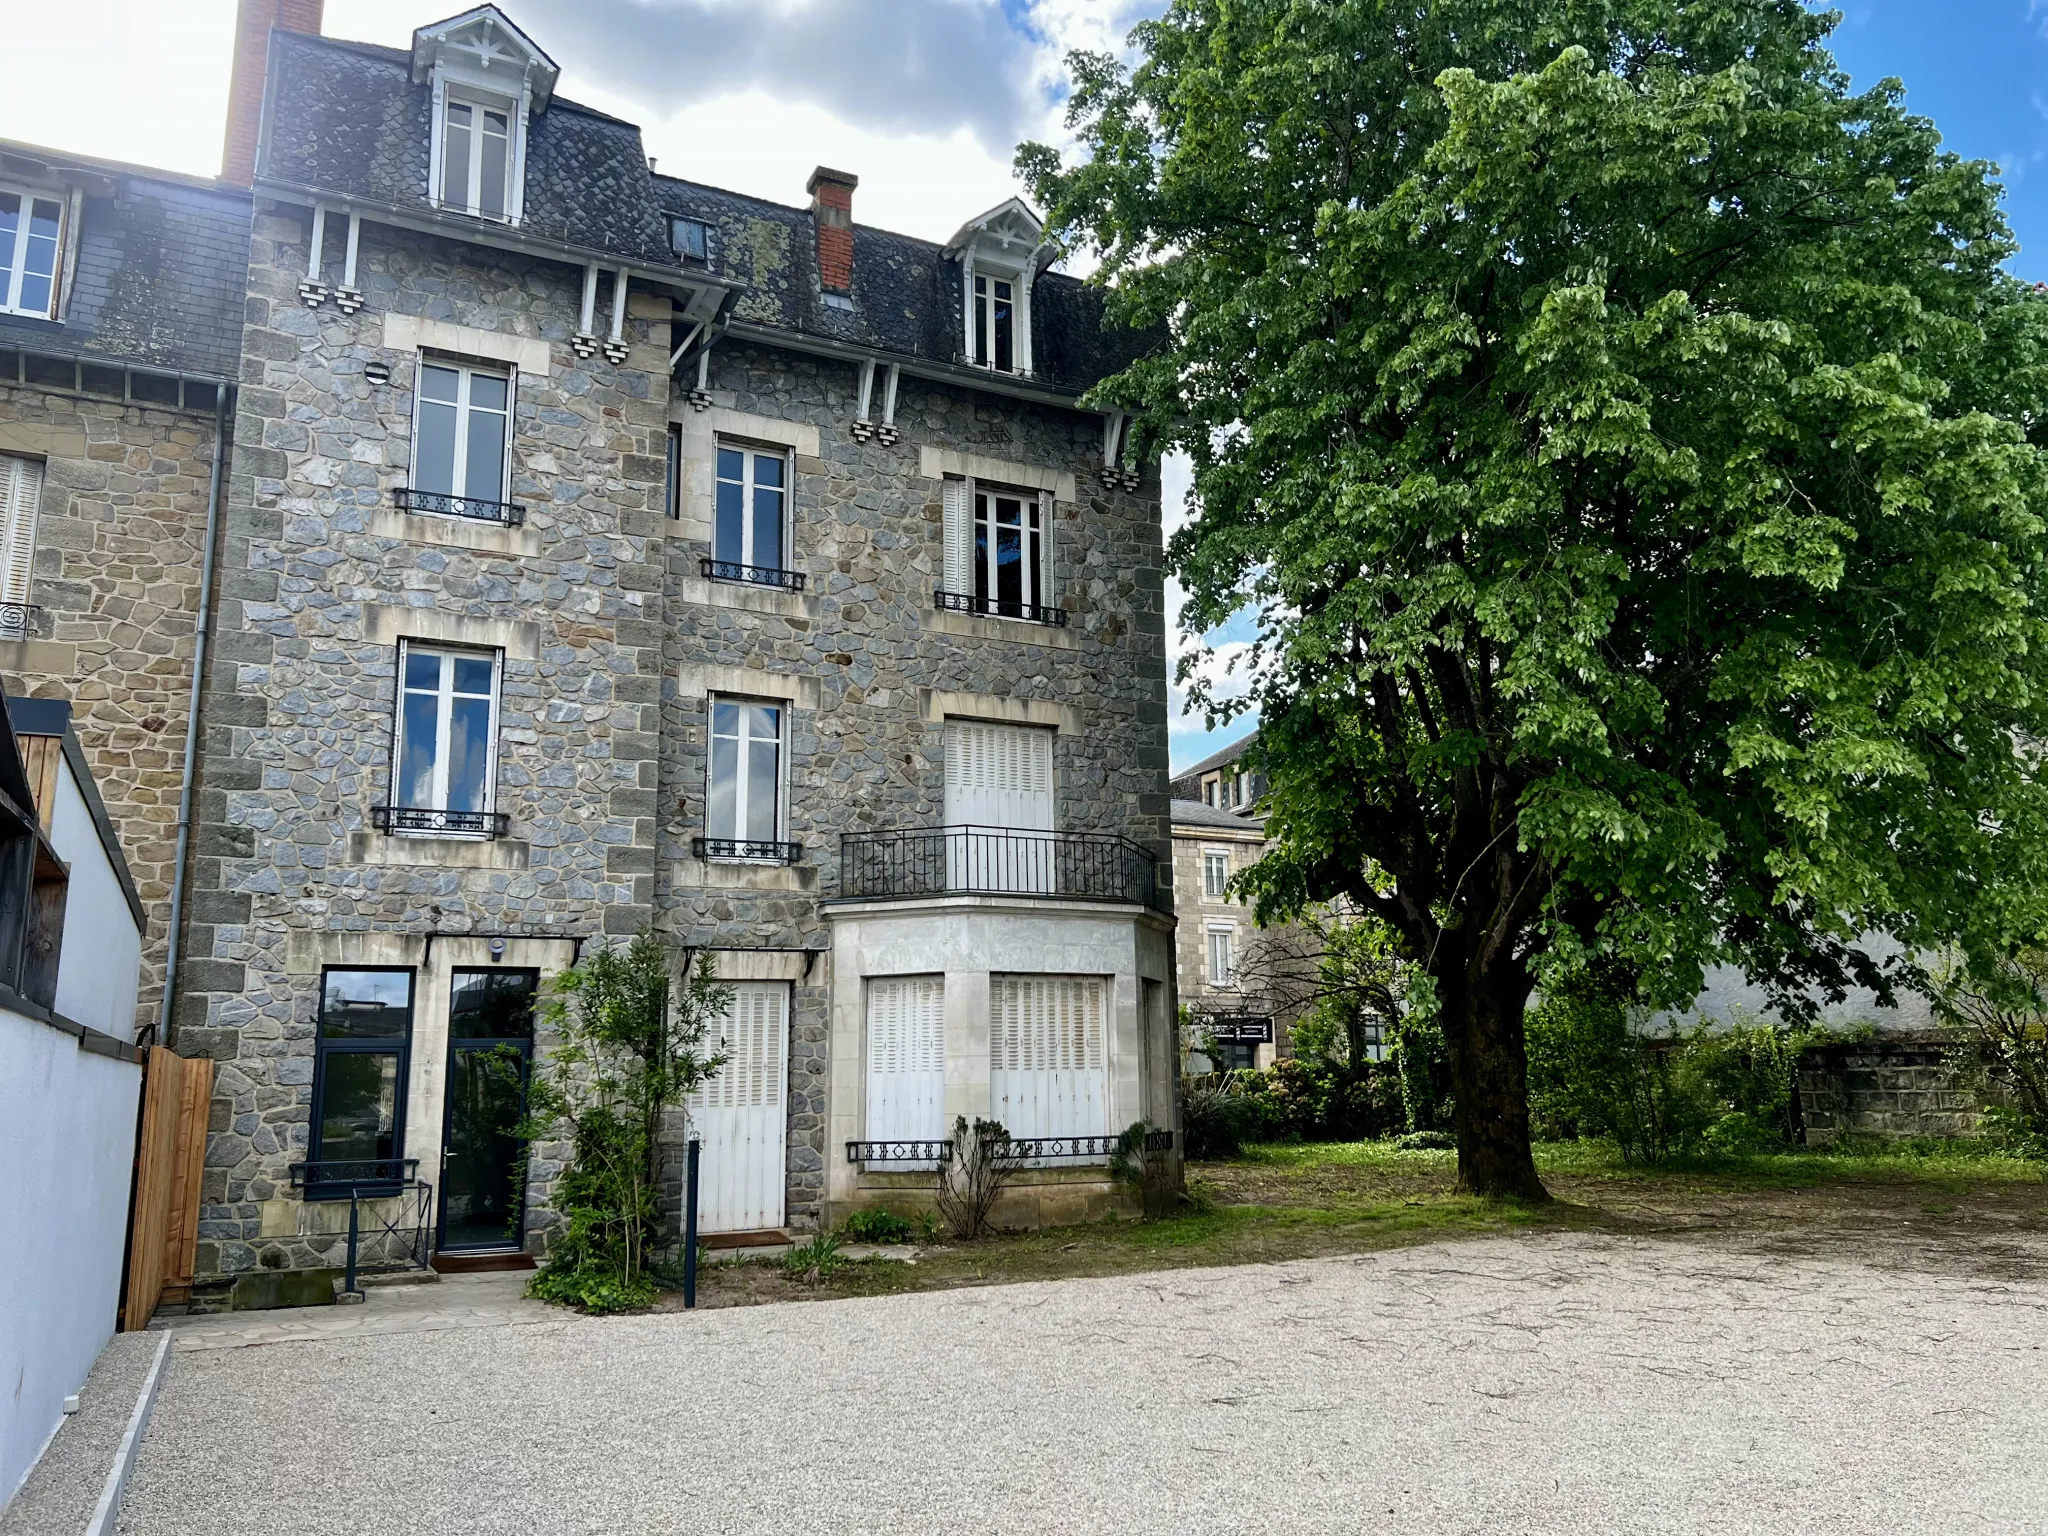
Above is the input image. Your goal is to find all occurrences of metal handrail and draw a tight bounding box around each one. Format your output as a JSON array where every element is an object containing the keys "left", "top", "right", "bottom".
[
  {"left": 701, "top": 557, "right": 806, "bottom": 592},
  {"left": 839, "top": 824, "right": 1160, "bottom": 908},
  {"left": 394, "top": 486, "right": 527, "bottom": 526},
  {"left": 932, "top": 588, "right": 1068, "bottom": 627},
  {"left": 371, "top": 805, "right": 511, "bottom": 838}
]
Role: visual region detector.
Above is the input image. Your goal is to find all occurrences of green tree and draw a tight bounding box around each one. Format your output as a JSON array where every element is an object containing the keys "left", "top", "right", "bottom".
[
  {"left": 524, "top": 934, "right": 729, "bottom": 1310},
  {"left": 1022, "top": 1, "right": 2048, "bottom": 1196}
]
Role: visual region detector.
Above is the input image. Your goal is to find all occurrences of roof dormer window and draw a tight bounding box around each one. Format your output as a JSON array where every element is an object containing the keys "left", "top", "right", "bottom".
[
  {"left": 413, "top": 7, "right": 559, "bottom": 229},
  {"left": 948, "top": 197, "right": 1049, "bottom": 378}
]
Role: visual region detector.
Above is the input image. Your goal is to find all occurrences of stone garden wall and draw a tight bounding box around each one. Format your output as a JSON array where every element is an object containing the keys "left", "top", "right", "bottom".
[{"left": 1798, "top": 1037, "right": 1981, "bottom": 1143}]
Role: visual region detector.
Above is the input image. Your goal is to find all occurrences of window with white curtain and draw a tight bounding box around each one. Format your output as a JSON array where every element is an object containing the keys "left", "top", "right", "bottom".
[
  {"left": 412, "top": 360, "right": 511, "bottom": 507},
  {"left": 438, "top": 95, "right": 513, "bottom": 220},
  {"left": 0, "top": 452, "right": 43, "bottom": 637},
  {"left": 707, "top": 697, "right": 784, "bottom": 853},
  {"left": 1202, "top": 848, "right": 1231, "bottom": 900},
  {"left": 393, "top": 643, "right": 500, "bottom": 825},
  {"left": 1206, "top": 925, "right": 1235, "bottom": 988}
]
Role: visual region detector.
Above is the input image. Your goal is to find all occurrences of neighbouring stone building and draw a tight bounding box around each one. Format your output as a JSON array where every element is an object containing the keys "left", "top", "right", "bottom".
[
  {"left": 106, "top": 0, "right": 1178, "bottom": 1298},
  {"left": 0, "top": 140, "right": 248, "bottom": 1035},
  {"left": 1170, "top": 795, "right": 1282, "bottom": 1071}
]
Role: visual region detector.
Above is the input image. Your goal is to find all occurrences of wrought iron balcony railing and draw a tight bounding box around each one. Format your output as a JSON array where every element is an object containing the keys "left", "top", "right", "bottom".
[
  {"left": 839, "top": 825, "right": 1160, "bottom": 908},
  {"left": 846, "top": 1131, "right": 1171, "bottom": 1168},
  {"left": 846, "top": 1140, "right": 955, "bottom": 1165},
  {"left": 692, "top": 836, "right": 803, "bottom": 864},
  {"left": 394, "top": 486, "right": 527, "bottom": 526},
  {"left": 701, "top": 557, "right": 806, "bottom": 592},
  {"left": 371, "top": 805, "right": 511, "bottom": 838},
  {"left": 0, "top": 602, "right": 40, "bottom": 642},
  {"left": 933, "top": 588, "right": 1068, "bottom": 627}
]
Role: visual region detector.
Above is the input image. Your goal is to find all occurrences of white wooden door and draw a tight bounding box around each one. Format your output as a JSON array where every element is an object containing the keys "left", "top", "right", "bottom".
[
  {"left": 945, "top": 721, "right": 1054, "bottom": 892},
  {"left": 865, "top": 976, "right": 946, "bottom": 1164},
  {"left": 689, "top": 981, "right": 788, "bottom": 1233},
  {"left": 989, "top": 975, "right": 1107, "bottom": 1154}
]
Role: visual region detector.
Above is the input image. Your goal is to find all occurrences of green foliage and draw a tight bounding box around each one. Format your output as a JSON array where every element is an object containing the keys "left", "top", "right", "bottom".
[
  {"left": 1243, "top": 1056, "right": 1408, "bottom": 1142},
  {"left": 1023, "top": 0, "right": 2048, "bottom": 1196},
  {"left": 1390, "top": 1009, "right": 1454, "bottom": 1136},
  {"left": 1940, "top": 950, "right": 2048, "bottom": 1155},
  {"left": 781, "top": 1233, "right": 848, "bottom": 1284},
  {"left": 1108, "top": 1120, "right": 1179, "bottom": 1217},
  {"left": 1179, "top": 1072, "right": 1273, "bottom": 1158},
  {"left": 842, "top": 1209, "right": 917, "bottom": 1245},
  {"left": 521, "top": 934, "right": 730, "bottom": 1309},
  {"left": 933, "top": 1117, "right": 1017, "bottom": 1239},
  {"left": 1396, "top": 1130, "right": 1456, "bottom": 1152}
]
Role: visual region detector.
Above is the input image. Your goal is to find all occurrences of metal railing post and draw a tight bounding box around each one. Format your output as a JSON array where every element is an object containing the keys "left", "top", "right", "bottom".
[
  {"left": 343, "top": 1189, "right": 362, "bottom": 1300},
  {"left": 683, "top": 1137, "right": 701, "bottom": 1309}
]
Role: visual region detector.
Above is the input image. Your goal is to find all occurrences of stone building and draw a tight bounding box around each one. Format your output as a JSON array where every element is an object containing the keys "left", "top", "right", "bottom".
[
  {"left": 0, "top": 139, "right": 248, "bottom": 1035},
  {"left": 154, "top": 0, "right": 1176, "bottom": 1295},
  {"left": 1169, "top": 729, "right": 1265, "bottom": 814},
  {"left": 1170, "top": 796, "right": 1281, "bottom": 1071}
]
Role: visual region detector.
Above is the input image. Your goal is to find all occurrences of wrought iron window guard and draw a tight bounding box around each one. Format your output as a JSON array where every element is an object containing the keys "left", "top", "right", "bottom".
[
  {"left": 700, "top": 557, "right": 806, "bottom": 592},
  {"left": 692, "top": 836, "right": 803, "bottom": 864},
  {"left": 839, "top": 824, "right": 1161, "bottom": 909},
  {"left": 393, "top": 486, "right": 527, "bottom": 526},
  {"left": 932, "top": 588, "right": 1067, "bottom": 627},
  {"left": 846, "top": 1140, "right": 955, "bottom": 1165},
  {"left": 371, "top": 805, "right": 511, "bottom": 838},
  {"left": 0, "top": 602, "right": 41, "bottom": 641},
  {"left": 287, "top": 1159, "right": 434, "bottom": 1295}
]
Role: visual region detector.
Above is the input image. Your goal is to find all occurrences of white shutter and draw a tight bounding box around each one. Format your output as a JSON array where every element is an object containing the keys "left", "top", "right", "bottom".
[
  {"left": 944, "top": 720, "right": 1053, "bottom": 830},
  {"left": 990, "top": 975, "right": 1107, "bottom": 1149},
  {"left": 941, "top": 475, "right": 972, "bottom": 596},
  {"left": 689, "top": 981, "right": 788, "bottom": 1233},
  {"left": 0, "top": 453, "right": 43, "bottom": 607},
  {"left": 865, "top": 975, "right": 946, "bottom": 1159}
]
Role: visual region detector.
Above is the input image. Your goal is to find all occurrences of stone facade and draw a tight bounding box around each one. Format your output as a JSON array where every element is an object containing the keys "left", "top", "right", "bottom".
[
  {"left": 0, "top": 388, "right": 222, "bottom": 1033},
  {"left": 1798, "top": 1038, "right": 1981, "bottom": 1144},
  {"left": 1169, "top": 805, "right": 1281, "bottom": 1069}
]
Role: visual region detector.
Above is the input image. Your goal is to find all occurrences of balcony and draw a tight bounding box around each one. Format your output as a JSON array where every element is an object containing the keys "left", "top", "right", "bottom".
[
  {"left": 393, "top": 486, "right": 527, "bottom": 526},
  {"left": 839, "top": 825, "right": 1160, "bottom": 909},
  {"left": 701, "top": 557, "right": 806, "bottom": 592},
  {"left": 933, "top": 589, "right": 1067, "bottom": 627},
  {"left": 371, "top": 806, "right": 511, "bottom": 838}
]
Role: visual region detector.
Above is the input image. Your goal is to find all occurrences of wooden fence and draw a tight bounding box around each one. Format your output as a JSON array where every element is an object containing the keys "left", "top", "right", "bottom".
[{"left": 120, "top": 1046, "right": 214, "bottom": 1330}]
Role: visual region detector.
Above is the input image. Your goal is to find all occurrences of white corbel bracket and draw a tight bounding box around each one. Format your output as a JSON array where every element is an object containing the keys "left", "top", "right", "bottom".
[
  {"left": 687, "top": 346, "right": 713, "bottom": 411},
  {"left": 573, "top": 260, "right": 601, "bottom": 358},
  {"left": 332, "top": 211, "right": 365, "bottom": 313},
  {"left": 852, "top": 359, "right": 901, "bottom": 444},
  {"left": 1098, "top": 411, "right": 1141, "bottom": 490},
  {"left": 599, "top": 269, "right": 630, "bottom": 363}
]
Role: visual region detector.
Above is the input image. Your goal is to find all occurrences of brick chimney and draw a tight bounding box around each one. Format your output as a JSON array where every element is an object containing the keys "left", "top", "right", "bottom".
[
  {"left": 807, "top": 167, "right": 858, "bottom": 294},
  {"left": 221, "top": 0, "right": 325, "bottom": 185}
]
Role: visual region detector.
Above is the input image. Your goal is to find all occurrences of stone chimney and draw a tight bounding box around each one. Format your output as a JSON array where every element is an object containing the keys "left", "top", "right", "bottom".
[
  {"left": 807, "top": 167, "right": 858, "bottom": 294},
  {"left": 221, "top": 0, "right": 325, "bottom": 185}
]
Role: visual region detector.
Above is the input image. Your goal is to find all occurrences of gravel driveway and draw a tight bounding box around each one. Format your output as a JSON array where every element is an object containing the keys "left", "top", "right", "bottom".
[{"left": 119, "top": 1232, "right": 2047, "bottom": 1535}]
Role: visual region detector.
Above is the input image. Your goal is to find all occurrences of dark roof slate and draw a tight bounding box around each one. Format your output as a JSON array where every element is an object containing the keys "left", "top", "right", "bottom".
[
  {"left": 260, "top": 32, "right": 677, "bottom": 265},
  {"left": 1173, "top": 733, "right": 1259, "bottom": 783},
  {"left": 1170, "top": 797, "right": 1266, "bottom": 833},
  {"left": 0, "top": 146, "right": 249, "bottom": 379}
]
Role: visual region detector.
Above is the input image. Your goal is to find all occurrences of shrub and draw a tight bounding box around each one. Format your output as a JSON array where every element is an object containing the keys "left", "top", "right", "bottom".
[
  {"left": 781, "top": 1233, "right": 848, "bottom": 1284},
  {"left": 1246, "top": 1056, "right": 1406, "bottom": 1142},
  {"left": 1526, "top": 988, "right": 1716, "bottom": 1165},
  {"left": 1180, "top": 1073, "right": 1272, "bottom": 1158},
  {"left": 933, "top": 1117, "right": 1017, "bottom": 1238},
  {"left": 843, "top": 1209, "right": 916, "bottom": 1245},
  {"left": 1395, "top": 1130, "right": 1455, "bottom": 1151},
  {"left": 1940, "top": 951, "right": 2048, "bottom": 1156}
]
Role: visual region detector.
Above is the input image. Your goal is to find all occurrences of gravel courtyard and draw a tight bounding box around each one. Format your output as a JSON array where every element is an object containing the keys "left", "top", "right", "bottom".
[{"left": 117, "top": 1230, "right": 2044, "bottom": 1535}]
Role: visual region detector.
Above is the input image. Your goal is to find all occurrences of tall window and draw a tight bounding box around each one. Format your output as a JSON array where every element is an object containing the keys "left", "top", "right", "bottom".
[
  {"left": 1206, "top": 926, "right": 1235, "bottom": 987},
  {"left": 440, "top": 96, "right": 512, "bottom": 220},
  {"left": 0, "top": 452, "right": 42, "bottom": 638},
  {"left": 972, "top": 273, "right": 1014, "bottom": 372},
  {"left": 394, "top": 644, "right": 499, "bottom": 826},
  {"left": 311, "top": 968, "right": 414, "bottom": 1175},
  {"left": 0, "top": 186, "right": 63, "bottom": 319},
  {"left": 713, "top": 443, "right": 788, "bottom": 577},
  {"left": 974, "top": 486, "right": 1043, "bottom": 617},
  {"left": 665, "top": 424, "right": 682, "bottom": 521},
  {"left": 1203, "top": 849, "right": 1231, "bottom": 900},
  {"left": 413, "top": 360, "right": 510, "bottom": 507},
  {"left": 707, "top": 697, "right": 783, "bottom": 851}
]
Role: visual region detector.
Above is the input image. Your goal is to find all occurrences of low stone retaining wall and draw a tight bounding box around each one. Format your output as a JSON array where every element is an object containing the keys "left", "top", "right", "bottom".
[{"left": 1797, "top": 1037, "right": 1979, "bottom": 1143}]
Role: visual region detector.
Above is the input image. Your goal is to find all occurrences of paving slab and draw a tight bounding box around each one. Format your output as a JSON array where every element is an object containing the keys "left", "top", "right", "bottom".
[{"left": 116, "top": 1232, "right": 2048, "bottom": 1535}]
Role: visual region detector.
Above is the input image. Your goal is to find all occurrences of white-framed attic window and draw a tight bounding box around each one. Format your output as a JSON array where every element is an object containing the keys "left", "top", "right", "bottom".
[
  {"left": 948, "top": 197, "right": 1048, "bottom": 377},
  {"left": 0, "top": 184, "right": 65, "bottom": 319},
  {"left": 414, "top": 6, "right": 560, "bottom": 227}
]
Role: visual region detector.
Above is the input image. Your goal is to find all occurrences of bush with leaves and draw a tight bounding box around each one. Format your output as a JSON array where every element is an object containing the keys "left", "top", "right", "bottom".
[
  {"left": 1526, "top": 985, "right": 1716, "bottom": 1165},
  {"left": 1179, "top": 1072, "right": 1272, "bottom": 1159},
  {"left": 842, "top": 1209, "right": 917, "bottom": 1245},
  {"left": 1245, "top": 1056, "right": 1406, "bottom": 1142},
  {"left": 1940, "top": 950, "right": 2048, "bottom": 1155},
  {"left": 520, "top": 934, "right": 729, "bottom": 1313},
  {"left": 932, "top": 1116, "right": 1018, "bottom": 1239}
]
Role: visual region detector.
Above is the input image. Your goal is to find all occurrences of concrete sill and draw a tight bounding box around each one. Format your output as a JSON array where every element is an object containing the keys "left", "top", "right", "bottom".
[{"left": 346, "top": 832, "right": 530, "bottom": 870}]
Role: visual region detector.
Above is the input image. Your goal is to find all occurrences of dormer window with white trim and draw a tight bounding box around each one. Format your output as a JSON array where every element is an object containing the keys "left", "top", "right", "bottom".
[
  {"left": 0, "top": 184, "right": 64, "bottom": 319},
  {"left": 413, "top": 6, "right": 560, "bottom": 229},
  {"left": 948, "top": 197, "right": 1048, "bottom": 378}
]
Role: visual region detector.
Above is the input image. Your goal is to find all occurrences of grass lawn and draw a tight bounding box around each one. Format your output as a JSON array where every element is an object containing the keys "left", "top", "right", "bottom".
[{"left": 662, "top": 1137, "right": 2048, "bottom": 1312}]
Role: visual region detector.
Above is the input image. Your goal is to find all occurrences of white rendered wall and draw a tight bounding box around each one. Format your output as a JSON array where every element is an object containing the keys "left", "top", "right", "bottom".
[
  {"left": 0, "top": 1007, "right": 141, "bottom": 1508},
  {"left": 47, "top": 758, "right": 143, "bottom": 1040}
]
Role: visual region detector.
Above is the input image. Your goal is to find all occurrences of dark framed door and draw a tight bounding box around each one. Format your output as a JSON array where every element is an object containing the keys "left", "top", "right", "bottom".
[{"left": 437, "top": 968, "right": 539, "bottom": 1253}]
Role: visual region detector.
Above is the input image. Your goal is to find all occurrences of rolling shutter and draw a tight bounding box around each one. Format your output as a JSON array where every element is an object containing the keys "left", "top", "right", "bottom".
[
  {"left": 941, "top": 475, "right": 972, "bottom": 596},
  {"left": 690, "top": 981, "right": 788, "bottom": 1233},
  {"left": 989, "top": 975, "right": 1106, "bottom": 1147},
  {"left": 0, "top": 453, "right": 43, "bottom": 608},
  {"left": 866, "top": 976, "right": 946, "bottom": 1156}
]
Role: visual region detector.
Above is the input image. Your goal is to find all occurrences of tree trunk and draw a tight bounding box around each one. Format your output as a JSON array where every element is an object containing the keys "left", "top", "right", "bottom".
[{"left": 1444, "top": 971, "right": 1549, "bottom": 1201}]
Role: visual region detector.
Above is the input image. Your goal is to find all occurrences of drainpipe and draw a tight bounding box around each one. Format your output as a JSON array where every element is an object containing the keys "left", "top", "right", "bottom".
[{"left": 155, "top": 389, "right": 230, "bottom": 1047}]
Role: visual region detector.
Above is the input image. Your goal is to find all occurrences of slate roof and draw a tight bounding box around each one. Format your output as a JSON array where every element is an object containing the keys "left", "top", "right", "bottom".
[
  {"left": 0, "top": 142, "right": 250, "bottom": 380},
  {"left": 1173, "top": 733, "right": 1259, "bottom": 784},
  {"left": 258, "top": 32, "right": 678, "bottom": 266},
  {"left": 1170, "top": 797, "right": 1266, "bottom": 834},
  {"left": 654, "top": 175, "right": 1151, "bottom": 393}
]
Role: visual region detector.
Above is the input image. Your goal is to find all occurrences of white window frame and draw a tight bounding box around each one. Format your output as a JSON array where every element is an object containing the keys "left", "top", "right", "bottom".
[
  {"left": 971, "top": 484, "right": 1047, "bottom": 616},
  {"left": 1202, "top": 847, "right": 1231, "bottom": 901},
  {"left": 1206, "top": 923, "right": 1236, "bottom": 988},
  {"left": 0, "top": 452, "right": 44, "bottom": 636},
  {"left": 427, "top": 70, "right": 528, "bottom": 225},
  {"left": 705, "top": 693, "right": 789, "bottom": 857},
  {"left": 0, "top": 182, "right": 66, "bottom": 319},
  {"left": 959, "top": 252, "right": 1034, "bottom": 375},
  {"left": 391, "top": 641, "right": 503, "bottom": 832},
  {"left": 410, "top": 356, "right": 513, "bottom": 508},
  {"left": 712, "top": 439, "right": 793, "bottom": 575}
]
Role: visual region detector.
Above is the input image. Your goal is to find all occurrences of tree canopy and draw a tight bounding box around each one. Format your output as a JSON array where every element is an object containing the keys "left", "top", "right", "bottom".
[{"left": 1020, "top": 0, "right": 2048, "bottom": 1195}]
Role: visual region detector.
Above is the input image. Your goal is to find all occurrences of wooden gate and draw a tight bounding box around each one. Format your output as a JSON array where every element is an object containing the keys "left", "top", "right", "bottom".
[{"left": 119, "top": 1046, "right": 214, "bottom": 1329}]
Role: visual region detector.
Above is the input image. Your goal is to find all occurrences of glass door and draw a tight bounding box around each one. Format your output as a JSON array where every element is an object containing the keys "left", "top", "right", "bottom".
[{"left": 437, "top": 968, "right": 538, "bottom": 1253}]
